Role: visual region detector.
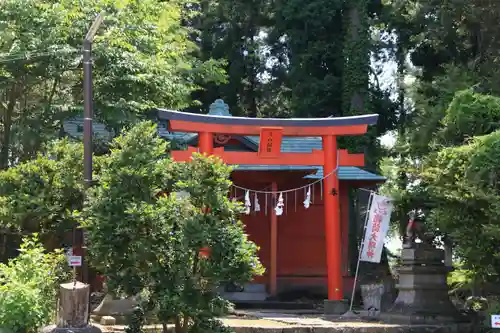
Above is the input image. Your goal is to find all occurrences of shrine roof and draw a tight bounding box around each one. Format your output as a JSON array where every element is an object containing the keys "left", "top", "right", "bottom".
[{"left": 156, "top": 108, "right": 379, "bottom": 128}]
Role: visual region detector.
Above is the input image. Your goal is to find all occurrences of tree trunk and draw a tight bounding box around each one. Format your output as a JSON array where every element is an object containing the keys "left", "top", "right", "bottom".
[
  {"left": 342, "top": 0, "right": 368, "bottom": 116},
  {"left": 0, "top": 85, "right": 17, "bottom": 169},
  {"left": 245, "top": 6, "right": 259, "bottom": 118},
  {"left": 396, "top": 28, "right": 409, "bottom": 239},
  {"left": 57, "top": 282, "right": 90, "bottom": 328}
]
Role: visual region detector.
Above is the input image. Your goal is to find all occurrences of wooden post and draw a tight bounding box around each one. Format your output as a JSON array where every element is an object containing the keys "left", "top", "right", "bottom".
[
  {"left": 340, "top": 186, "right": 350, "bottom": 275},
  {"left": 57, "top": 282, "right": 90, "bottom": 328},
  {"left": 269, "top": 182, "right": 278, "bottom": 297},
  {"left": 322, "top": 135, "right": 343, "bottom": 301}
]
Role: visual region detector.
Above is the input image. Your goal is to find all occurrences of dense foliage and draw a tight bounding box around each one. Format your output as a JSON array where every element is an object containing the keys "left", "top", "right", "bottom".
[
  {"left": 441, "top": 90, "right": 500, "bottom": 145},
  {"left": 0, "top": 139, "right": 87, "bottom": 256},
  {"left": 0, "top": 235, "right": 69, "bottom": 333},
  {"left": 423, "top": 130, "right": 500, "bottom": 277},
  {"left": 81, "top": 122, "right": 264, "bottom": 333},
  {"left": 0, "top": 0, "right": 226, "bottom": 169},
  {"left": 384, "top": 89, "right": 500, "bottom": 281}
]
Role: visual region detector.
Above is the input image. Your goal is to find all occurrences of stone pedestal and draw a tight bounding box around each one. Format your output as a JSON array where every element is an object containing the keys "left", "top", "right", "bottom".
[{"left": 381, "top": 244, "right": 467, "bottom": 325}]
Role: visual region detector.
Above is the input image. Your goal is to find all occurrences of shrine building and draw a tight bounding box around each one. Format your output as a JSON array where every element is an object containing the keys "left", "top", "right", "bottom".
[{"left": 153, "top": 100, "right": 386, "bottom": 307}]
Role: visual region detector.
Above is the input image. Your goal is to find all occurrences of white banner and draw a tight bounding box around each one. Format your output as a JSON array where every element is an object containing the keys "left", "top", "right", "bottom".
[{"left": 360, "top": 194, "right": 393, "bottom": 263}]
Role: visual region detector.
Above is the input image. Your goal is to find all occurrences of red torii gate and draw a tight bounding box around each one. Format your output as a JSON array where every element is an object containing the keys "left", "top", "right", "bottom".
[{"left": 157, "top": 106, "right": 378, "bottom": 306}]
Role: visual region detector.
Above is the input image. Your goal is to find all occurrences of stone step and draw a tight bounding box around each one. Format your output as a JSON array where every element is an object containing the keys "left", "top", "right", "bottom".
[
  {"left": 232, "top": 300, "right": 317, "bottom": 310},
  {"left": 221, "top": 292, "right": 268, "bottom": 302}
]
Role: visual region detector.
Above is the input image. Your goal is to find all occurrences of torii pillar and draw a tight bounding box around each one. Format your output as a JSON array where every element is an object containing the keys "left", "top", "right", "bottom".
[
  {"left": 323, "top": 135, "right": 342, "bottom": 302},
  {"left": 157, "top": 99, "right": 379, "bottom": 314}
]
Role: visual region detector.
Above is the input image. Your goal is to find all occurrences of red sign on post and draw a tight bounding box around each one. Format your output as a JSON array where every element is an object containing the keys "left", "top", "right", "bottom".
[{"left": 258, "top": 127, "right": 283, "bottom": 158}]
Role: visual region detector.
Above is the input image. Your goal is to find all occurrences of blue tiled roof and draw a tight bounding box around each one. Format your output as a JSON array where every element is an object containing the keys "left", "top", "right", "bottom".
[
  {"left": 305, "top": 166, "right": 385, "bottom": 180},
  {"left": 231, "top": 165, "right": 384, "bottom": 181}
]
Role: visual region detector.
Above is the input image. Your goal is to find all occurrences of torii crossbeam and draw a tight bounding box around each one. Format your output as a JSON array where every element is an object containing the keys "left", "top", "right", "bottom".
[{"left": 156, "top": 102, "right": 378, "bottom": 306}]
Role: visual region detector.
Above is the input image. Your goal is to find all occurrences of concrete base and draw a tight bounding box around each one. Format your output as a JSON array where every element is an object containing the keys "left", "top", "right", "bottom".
[
  {"left": 323, "top": 299, "right": 349, "bottom": 315},
  {"left": 42, "top": 324, "right": 102, "bottom": 333}
]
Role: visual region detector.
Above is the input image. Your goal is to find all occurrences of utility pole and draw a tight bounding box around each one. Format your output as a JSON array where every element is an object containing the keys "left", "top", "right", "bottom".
[
  {"left": 83, "top": 13, "right": 104, "bottom": 190},
  {"left": 76, "top": 13, "right": 104, "bottom": 284},
  {"left": 45, "top": 14, "right": 106, "bottom": 333}
]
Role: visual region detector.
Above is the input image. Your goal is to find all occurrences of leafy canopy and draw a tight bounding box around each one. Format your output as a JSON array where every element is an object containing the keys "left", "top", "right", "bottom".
[
  {"left": 441, "top": 89, "right": 500, "bottom": 145},
  {"left": 0, "top": 0, "right": 226, "bottom": 168}
]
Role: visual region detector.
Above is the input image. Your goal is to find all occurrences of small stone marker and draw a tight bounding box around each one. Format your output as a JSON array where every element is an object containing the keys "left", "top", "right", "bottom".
[{"left": 492, "top": 314, "right": 500, "bottom": 328}]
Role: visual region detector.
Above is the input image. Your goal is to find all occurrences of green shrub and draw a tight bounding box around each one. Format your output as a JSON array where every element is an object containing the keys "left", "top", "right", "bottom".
[
  {"left": 441, "top": 89, "right": 500, "bottom": 144},
  {"left": 0, "top": 234, "right": 69, "bottom": 333},
  {"left": 82, "top": 122, "right": 264, "bottom": 333}
]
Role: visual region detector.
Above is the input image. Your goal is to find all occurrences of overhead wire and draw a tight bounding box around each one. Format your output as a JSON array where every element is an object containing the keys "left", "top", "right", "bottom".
[{"left": 0, "top": 48, "right": 80, "bottom": 64}]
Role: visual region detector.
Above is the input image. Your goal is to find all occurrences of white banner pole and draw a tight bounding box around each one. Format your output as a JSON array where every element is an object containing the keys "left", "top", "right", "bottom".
[{"left": 348, "top": 191, "right": 374, "bottom": 313}]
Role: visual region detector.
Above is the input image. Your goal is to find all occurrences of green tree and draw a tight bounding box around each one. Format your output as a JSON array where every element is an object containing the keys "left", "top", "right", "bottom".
[
  {"left": 384, "top": 90, "right": 500, "bottom": 283},
  {"left": 379, "top": 0, "right": 500, "bottom": 238},
  {"left": 187, "top": 0, "right": 272, "bottom": 117},
  {"left": 266, "top": 0, "right": 345, "bottom": 118},
  {"left": 81, "top": 122, "right": 263, "bottom": 333},
  {"left": 383, "top": 0, "right": 500, "bottom": 158},
  {"left": 0, "top": 0, "right": 226, "bottom": 169},
  {"left": 261, "top": 0, "right": 397, "bottom": 169},
  {"left": 189, "top": 0, "right": 399, "bottom": 143}
]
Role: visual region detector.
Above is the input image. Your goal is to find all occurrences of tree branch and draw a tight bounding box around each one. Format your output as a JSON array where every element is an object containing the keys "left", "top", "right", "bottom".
[
  {"left": 46, "top": 76, "right": 60, "bottom": 111},
  {"left": 369, "top": 66, "right": 381, "bottom": 91}
]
